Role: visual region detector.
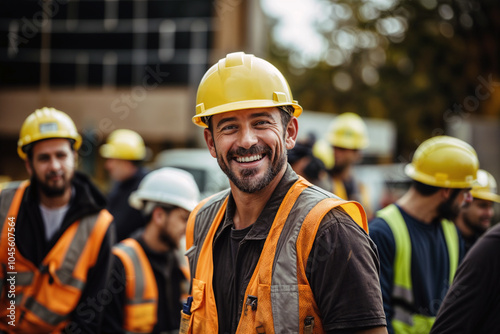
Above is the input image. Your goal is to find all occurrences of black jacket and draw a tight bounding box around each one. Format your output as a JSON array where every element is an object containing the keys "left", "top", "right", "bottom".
[{"left": 107, "top": 167, "right": 148, "bottom": 242}]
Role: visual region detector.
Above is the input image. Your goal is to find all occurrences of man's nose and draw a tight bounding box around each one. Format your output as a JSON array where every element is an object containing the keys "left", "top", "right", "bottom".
[
  {"left": 49, "top": 156, "right": 62, "bottom": 170},
  {"left": 238, "top": 125, "right": 258, "bottom": 149}
]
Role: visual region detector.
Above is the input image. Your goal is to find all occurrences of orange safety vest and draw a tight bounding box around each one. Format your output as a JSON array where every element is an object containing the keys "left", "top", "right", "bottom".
[
  {"left": 184, "top": 177, "right": 368, "bottom": 334},
  {"left": 113, "top": 238, "right": 158, "bottom": 334},
  {"left": 0, "top": 181, "right": 113, "bottom": 333}
]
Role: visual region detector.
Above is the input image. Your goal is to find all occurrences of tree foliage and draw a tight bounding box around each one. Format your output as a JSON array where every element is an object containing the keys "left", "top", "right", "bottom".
[{"left": 263, "top": 0, "right": 500, "bottom": 161}]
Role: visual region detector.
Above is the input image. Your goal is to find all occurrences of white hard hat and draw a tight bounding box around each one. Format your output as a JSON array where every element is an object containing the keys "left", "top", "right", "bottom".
[{"left": 129, "top": 167, "right": 200, "bottom": 212}]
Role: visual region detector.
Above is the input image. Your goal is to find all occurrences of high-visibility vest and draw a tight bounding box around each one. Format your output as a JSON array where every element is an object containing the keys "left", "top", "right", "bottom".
[
  {"left": 376, "top": 204, "right": 459, "bottom": 334},
  {"left": 0, "top": 181, "right": 113, "bottom": 333},
  {"left": 113, "top": 238, "right": 158, "bottom": 334},
  {"left": 185, "top": 177, "right": 368, "bottom": 334}
]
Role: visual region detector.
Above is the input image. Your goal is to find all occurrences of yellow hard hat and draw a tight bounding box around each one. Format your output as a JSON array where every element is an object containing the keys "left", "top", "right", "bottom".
[
  {"left": 17, "top": 107, "right": 82, "bottom": 160},
  {"left": 100, "top": 129, "right": 146, "bottom": 161},
  {"left": 312, "top": 139, "right": 335, "bottom": 170},
  {"left": 193, "top": 51, "right": 303, "bottom": 128},
  {"left": 404, "top": 136, "right": 479, "bottom": 188},
  {"left": 327, "top": 112, "right": 369, "bottom": 150},
  {"left": 471, "top": 169, "right": 500, "bottom": 203}
]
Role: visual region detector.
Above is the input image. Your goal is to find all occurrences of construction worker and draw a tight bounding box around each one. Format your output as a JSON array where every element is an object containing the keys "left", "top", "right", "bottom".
[
  {"left": 102, "top": 167, "right": 200, "bottom": 334},
  {"left": 369, "top": 135, "right": 479, "bottom": 334},
  {"left": 430, "top": 221, "right": 500, "bottom": 333},
  {"left": 182, "top": 52, "right": 387, "bottom": 333},
  {"left": 100, "top": 129, "right": 149, "bottom": 241},
  {"left": 454, "top": 169, "right": 500, "bottom": 253},
  {"left": 0, "top": 108, "right": 114, "bottom": 333},
  {"left": 326, "top": 112, "right": 373, "bottom": 218}
]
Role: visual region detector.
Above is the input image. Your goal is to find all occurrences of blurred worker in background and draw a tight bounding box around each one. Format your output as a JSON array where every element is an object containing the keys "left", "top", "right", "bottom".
[
  {"left": 288, "top": 134, "right": 333, "bottom": 191},
  {"left": 369, "top": 135, "right": 479, "bottom": 334},
  {"left": 430, "top": 221, "right": 500, "bottom": 334},
  {"left": 184, "top": 51, "right": 387, "bottom": 333},
  {"left": 326, "top": 112, "right": 372, "bottom": 218},
  {"left": 100, "top": 129, "right": 149, "bottom": 241},
  {"left": 454, "top": 168, "right": 500, "bottom": 253},
  {"left": 102, "top": 167, "right": 200, "bottom": 334},
  {"left": 0, "top": 108, "right": 114, "bottom": 333}
]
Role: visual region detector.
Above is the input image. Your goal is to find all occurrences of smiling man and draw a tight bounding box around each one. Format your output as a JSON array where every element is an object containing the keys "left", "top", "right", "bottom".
[
  {"left": 0, "top": 108, "right": 114, "bottom": 333},
  {"left": 183, "top": 52, "right": 387, "bottom": 334},
  {"left": 454, "top": 169, "right": 500, "bottom": 253}
]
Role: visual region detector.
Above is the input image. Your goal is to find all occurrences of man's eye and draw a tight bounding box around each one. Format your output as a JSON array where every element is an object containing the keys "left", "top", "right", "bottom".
[{"left": 221, "top": 125, "right": 236, "bottom": 131}]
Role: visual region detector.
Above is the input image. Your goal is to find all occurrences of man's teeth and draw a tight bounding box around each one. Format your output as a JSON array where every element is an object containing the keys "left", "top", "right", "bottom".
[{"left": 237, "top": 155, "right": 262, "bottom": 163}]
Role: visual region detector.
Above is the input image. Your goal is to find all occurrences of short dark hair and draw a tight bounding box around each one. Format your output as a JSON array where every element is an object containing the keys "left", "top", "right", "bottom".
[
  {"left": 412, "top": 180, "right": 440, "bottom": 196},
  {"left": 202, "top": 116, "right": 212, "bottom": 130},
  {"left": 143, "top": 203, "right": 177, "bottom": 221},
  {"left": 277, "top": 105, "right": 294, "bottom": 130}
]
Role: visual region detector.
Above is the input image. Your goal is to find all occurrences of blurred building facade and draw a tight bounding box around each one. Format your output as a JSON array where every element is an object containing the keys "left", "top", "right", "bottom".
[{"left": 0, "top": 0, "right": 266, "bottom": 185}]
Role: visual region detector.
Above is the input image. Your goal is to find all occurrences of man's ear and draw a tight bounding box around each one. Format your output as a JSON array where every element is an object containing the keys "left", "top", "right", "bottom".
[
  {"left": 152, "top": 206, "right": 166, "bottom": 226},
  {"left": 440, "top": 188, "right": 452, "bottom": 200},
  {"left": 204, "top": 128, "right": 217, "bottom": 158},
  {"left": 285, "top": 117, "right": 299, "bottom": 150}
]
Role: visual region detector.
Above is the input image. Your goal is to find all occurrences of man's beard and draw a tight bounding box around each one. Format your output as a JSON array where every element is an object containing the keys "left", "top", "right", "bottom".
[
  {"left": 330, "top": 162, "right": 348, "bottom": 175},
  {"left": 434, "top": 190, "right": 461, "bottom": 223},
  {"left": 35, "top": 171, "right": 72, "bottom": 198},
  {"left": 462, "top": 211, "right": 489, "bottom": 235},
  {"left": 216, "top": 144, "right": 286, "bottom": 194},
  {"left": 159, "top": 229, "right": 178, "bottom": 250}
]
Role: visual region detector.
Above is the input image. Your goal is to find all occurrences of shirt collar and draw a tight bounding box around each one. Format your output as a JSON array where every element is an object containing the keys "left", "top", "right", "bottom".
[{"left": 219, "top": 164, "right": 299, "bottom": 240}]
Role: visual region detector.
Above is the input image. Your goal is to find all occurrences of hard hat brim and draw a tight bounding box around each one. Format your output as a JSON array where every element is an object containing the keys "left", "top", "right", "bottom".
[
  {"left": 471, "top": 191, "right": 500, "bottom": 203},
  {"left": 404, "top": 163, "right": 476, "bottom": 189},
  {"left": 193, "top": 100, "right": 303, "bottom": 128}
]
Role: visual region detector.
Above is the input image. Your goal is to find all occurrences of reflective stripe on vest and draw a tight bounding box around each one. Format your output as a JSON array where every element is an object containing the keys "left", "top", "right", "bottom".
[
  {"left": 0, "top": 184, "right": 23, "bottom": 296},
  {"left": 376, "top": 204, "right": 459, "bottom": 333},
  {"left": 113, "top": 238, "right": 158, "bottom": 334},
  {"left": 187, "top": 177, "right": 368, "bottom": 333},
  {"left": 0, "top": 181, "right": 112, "bottom": 332}
]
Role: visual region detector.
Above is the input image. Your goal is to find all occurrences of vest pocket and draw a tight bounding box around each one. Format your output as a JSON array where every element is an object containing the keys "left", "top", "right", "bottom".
[
  {"left": 190, "top": 278, "right": 208, "bottom": 333},
  {"left": 254, "top": 283, "right": 273, "bottom": 333},
  {"left": 298, "top": 284, "right": 322, "bottom": 334}
]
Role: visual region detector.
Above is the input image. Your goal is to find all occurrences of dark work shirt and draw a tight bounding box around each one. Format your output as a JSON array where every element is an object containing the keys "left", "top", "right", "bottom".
[{"left": 459, "top": 231, "right": 481, "bottom": 254}]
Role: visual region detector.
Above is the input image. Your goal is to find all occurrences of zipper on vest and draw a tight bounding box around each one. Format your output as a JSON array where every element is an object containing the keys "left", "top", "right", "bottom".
[
  {"left": 304, "top": 316, "right": 315, "bottom": 334},
  {"left": 244, "top": 295, "right": 257, "bottom": 315}
]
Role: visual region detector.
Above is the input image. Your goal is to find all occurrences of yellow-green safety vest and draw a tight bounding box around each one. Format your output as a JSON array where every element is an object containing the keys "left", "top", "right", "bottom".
[{"left": 376, "top": 204, "right": 459, "bottom": 334}]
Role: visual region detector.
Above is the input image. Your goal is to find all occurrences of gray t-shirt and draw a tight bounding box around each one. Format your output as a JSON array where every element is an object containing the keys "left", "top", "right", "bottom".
[{"left": 39, "top": 203, "right": 70, "bottom": 241}]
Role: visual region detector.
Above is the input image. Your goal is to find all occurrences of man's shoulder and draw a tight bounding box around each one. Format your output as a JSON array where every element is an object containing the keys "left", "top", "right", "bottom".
[
  {"left": 0, "top": 180, "right": 26, "bottom": 191},
  {"left": 317, "top": 206, "right": 365, "bottom": 236}
]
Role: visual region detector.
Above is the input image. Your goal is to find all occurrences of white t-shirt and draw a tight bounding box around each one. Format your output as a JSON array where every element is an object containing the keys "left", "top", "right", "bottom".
[{"left": 39, "top": 203, "right": 70, "bottom": 241}]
